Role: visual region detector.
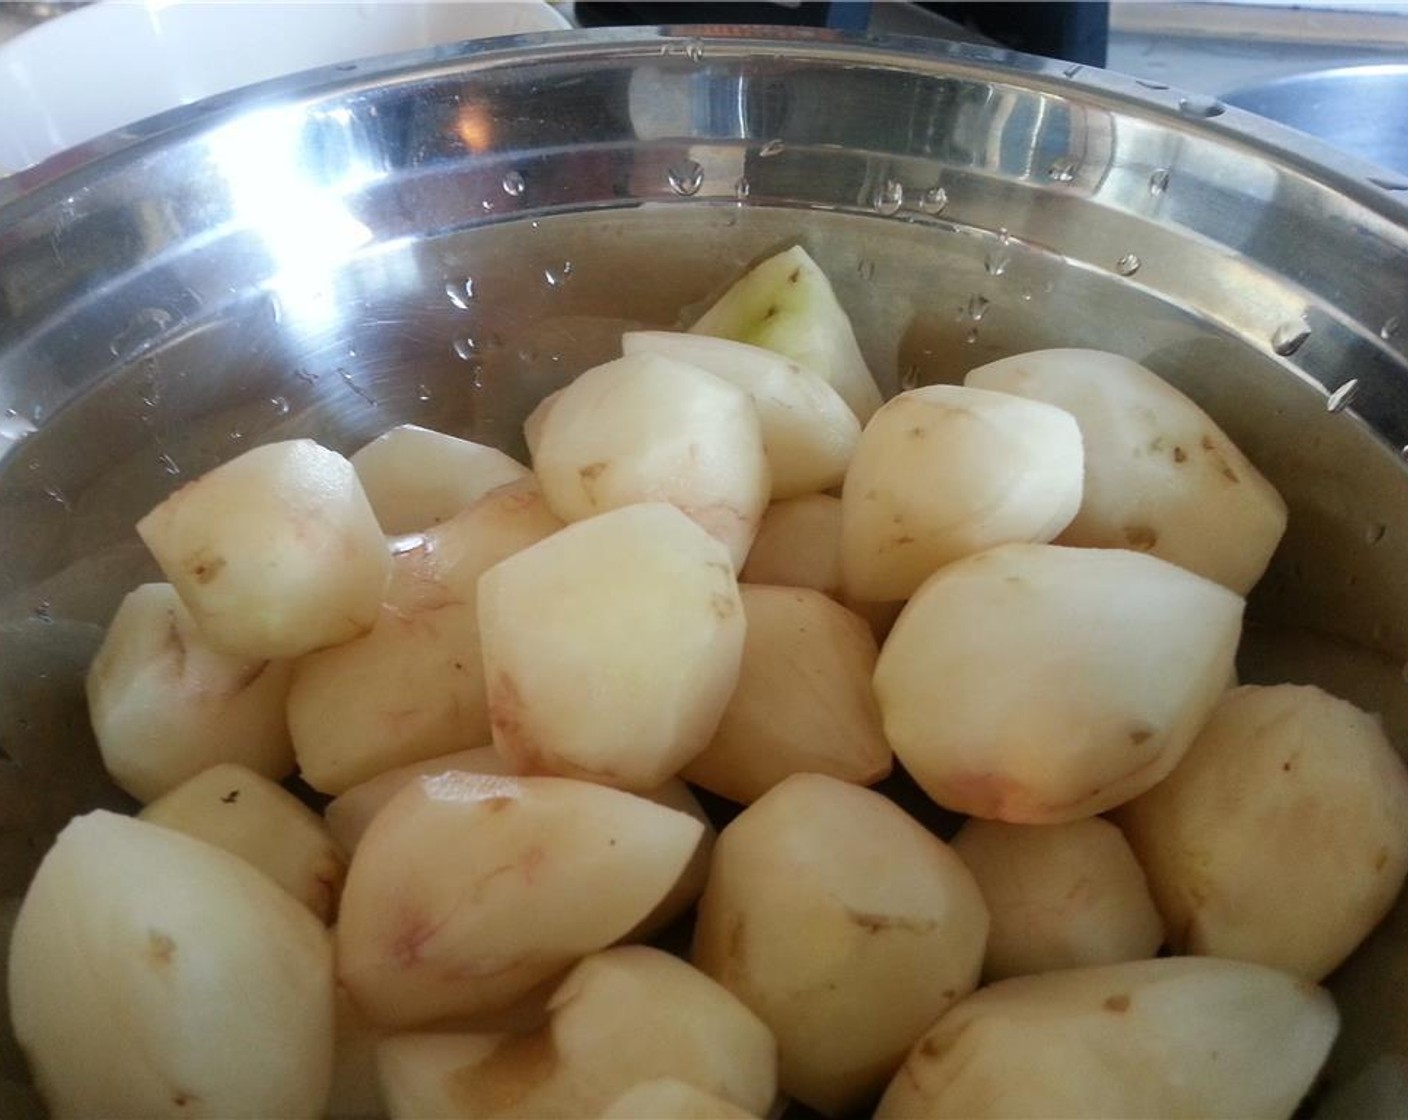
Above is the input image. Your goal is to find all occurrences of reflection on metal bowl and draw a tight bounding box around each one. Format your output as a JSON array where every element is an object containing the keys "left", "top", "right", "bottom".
[{"left": 0, "top": 26, "right": 1407, "bottom": 1118}]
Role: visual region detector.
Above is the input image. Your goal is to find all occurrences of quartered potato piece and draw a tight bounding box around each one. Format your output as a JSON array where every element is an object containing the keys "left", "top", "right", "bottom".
[
  {"left": 874, "top": 543, "right": 1243, "bottom": 823},
  {"left": 689, "top": 245, "right": 883, "bottom": 423},
  {"left": 966, "top": 348, "right": 1288, "bottom": 594},
  {"left": 86, "top": 582, "right": 294, "bottom": 802},
  {"left": 1119, "top": 684, "right": 1408, "bottom": 980},
  {"left": 137, "top": 439, "right": 391, "bottom": 660},
  {"left": 876, "top": 957, "right": 1338, "bottom": 1120},
  {"left": 351, "top": 424, "right": 529, "bottom": 534}
]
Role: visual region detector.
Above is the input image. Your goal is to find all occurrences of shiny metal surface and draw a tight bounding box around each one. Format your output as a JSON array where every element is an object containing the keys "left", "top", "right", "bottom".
[
  {"left": 1225, "top": 63, "right": 1408, "bottom": 177},
  {"left": 1, "top": 27, "right": 1408, "bottom": 1116}
]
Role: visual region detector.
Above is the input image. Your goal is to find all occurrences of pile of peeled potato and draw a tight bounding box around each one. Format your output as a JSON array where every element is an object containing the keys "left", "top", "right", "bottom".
[{"left": 11, "top": 245, "right": 1408, "bottom": 1119}]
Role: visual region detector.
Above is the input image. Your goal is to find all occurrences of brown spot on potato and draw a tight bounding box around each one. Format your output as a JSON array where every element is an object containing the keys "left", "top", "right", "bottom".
[
  {"left": 1201, "top": 434, "right": 1215, "bottom": 451},
  {"left": 1129, "top": 727, "right": 1154, "bottom": 746},
  {"left": 171, "top": 1092, "right": 198, "bottom": 1108},
  {"left": 188, "top": 552, "right": 226, "bottom": 584},
  {"left": 1221, "top": 466, "right": 1239, "bottom": 483},
  {"left": 489, "top": 671, "right": 539, "bottom": 764},
  {"left": 391, "top": 914, "right": 441, "bottom": 968},
  {"left": 711, "top": 593, "right": 738, "bottom": 620},
  {"left": 1123, "top": 525, "right": 1158, "bottom": 550},
  {"left": 908, "top": 426, "right": 927, "bottom": 439},
  {"left": 1104, "top": 993, "right": 1131, "bottom": 1013},
  {"left": 1173, "top": 446, "right": 1187, "bottom": 463},
  {"left": 763, "top": 305, "right": 778, "bottom": 319},
  {"left": 788, "top": 268, "right": 801, "bottom": 283},
  {"left": 1376, "top": 848, "right": 1390, "bottom": 871},
  {"left": 846, "top": 909, "right": 938, "bottom": 935},
  {"left": 485, "top": 796, "right": 514, "bottom": 813},
  {"left": 220, "top": 789, "right": 240, "bottom": 804},
  {"left": 892, "top": 535, "right": 916, "bottom": 547},
  {"left": 578, "top": 461, "right": 608, "bottom": 504},
  {"left": 942, "top": 988, "right": 957, "bottom": 1000},
  {"left": 451, "top": 1029, "right": 558, "bottom": 1114},
  {"left": 919, "top": 1036, "right": 944, "bottom": 1058},
  {"left": 729, "top": 915, "right": 747, "bottom": 961},
  {"left": 1282, "top": 760, "right": 1293, "bottom": 772},
  {"left": 148, "top": 930, "right": 177, "bottom": 965}
]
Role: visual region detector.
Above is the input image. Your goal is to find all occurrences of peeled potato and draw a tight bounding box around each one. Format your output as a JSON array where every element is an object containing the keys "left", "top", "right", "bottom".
[
  {"left": 693, "top": 773, "right": 988, "bottom": 1117},
  {"left": 532, "top": 352, "right": 769, "bottom": 569},
  {"left": 682, "top": 585, "right": 891, "bottom": 804},
  {"left": 740, "top": 494, "right": 902, "bottom": 639},
  {"left": 966, "top": 348, "right": 1288, "bottom": 594},
  {"left": 876, "top": 957, "right": 1339, "bottom": 1119},
  {"left": 85, "top": 582, "right": 294, "bottom": 802},
  {"left": 336, "top": 772, "right": 704, "bottom": 1027},
  {"left": 840, "top": 384, "right": 1084, "bottom": 602},
  {"left": 689, "top": 244, "right": 883, "bottom": 423},
  {"left": 621, "top": 331, "right": 860, "bottom": 499},
  {"left": 136, "top": 439, "right": 391, "bottom": 659},
  {"left": 1119, "top": 684, "right": 1408, "bottom": 980},
  {"left": 951, "top": 817, "right": 1164, "bottom": 980},
  {"left": 350, "top": 424, "right": 529, "bottom": 534},
  {"left": 602, "top": 1078, "right": 757, "bottom": 1119},
  {"left": 9, "top": 811, "right": 334, "bottom": 1119},
  {"left": 289, "top": 480, "right": 563, "bottom": 795},
  {"left": 479, "top": 502, "right": 745, "bottom": 791},
  {"left": 874, "top": 543, "right": 1243, "bottom": 823},
  {"left": 376, "top": 946, "right": 777, "bottom": 1119},
  {"left": 140, "top": 762, "right": 347, "bottom": 923}
]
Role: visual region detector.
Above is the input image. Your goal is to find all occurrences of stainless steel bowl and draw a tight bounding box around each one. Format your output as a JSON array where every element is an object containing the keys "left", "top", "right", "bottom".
[{"left": 2, "top": 27, "right": 1408, "bottom": 1117}]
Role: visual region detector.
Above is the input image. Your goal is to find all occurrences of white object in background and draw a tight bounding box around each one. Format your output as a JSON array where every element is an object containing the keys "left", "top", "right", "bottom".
[{"left": 0, "top": 0, "right": 570, "bottom": 175}]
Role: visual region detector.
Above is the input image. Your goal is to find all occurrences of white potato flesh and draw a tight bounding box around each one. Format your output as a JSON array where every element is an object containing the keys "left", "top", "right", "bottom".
[
  {"left": 328, "top": 985, "right": 387, "bottom": 1120},
  {"left": 478, "top": 502, "right": 745, "bottom": 790},
  {"left": 532, "top": 353, "right": 769, "bottom": 569},
  {"left": 136, "top": 439, "right": 391, "bottom": 659},
  {"left": 350, "top": 424, "right": 529, "bottom": 534},
  {"left": 683, "top": 585, "right": 891, "bottom": 804},
  {"left": 8, "top": 811, "right": 334, "bottom": 1119},
  {"left": 602, "top": 1078, "right": 757, "bottom": 1119},
  {"left": 522, "top": 388, "right": 561, "bottom": 462},
  {"left": 874, "top": 543, "right": 1243, "bottom": 823},
  {"left": 290, "top": 480, "right": 563, "bottom": 796},
  {"left": 875, "top": 957, "right": 1339, "bottom": 1120},
  {"left": 1118, "top": 684, "right": 1408, "bottom": 980},
  {"left": 740, "top": 494, "right": 902, "bottom": 639},
  {"left": 688, "top": 245, "right": 883, "bottom": 423},
  {"left": 140, "top": 763, "right": 347, "bottom": 923},
  {"left": 85, "top": 582, "right": 294, "bottom": 802},
  {"left": 376, "top": 946, "right": 777, "bottom": 1119},
  {"left": 323, "top": 746, "right": 711, "bottom": 942},
  {"left": 693, "top": 773, "right": 988, "bottom": 1117},
  {"left": 325, "top": 746, "right": 511, "bottom": 851},
  {"left": 621, "top": 331, "right": 860, "bottom": 499},
  {"left": 966, "top": 348, "right": 1288, "bottom": 594},
  {"left": 951, "top": 817, "right": 1164, "bottom": 980},
  {"left": 840, "top": 384, "right": 1084, "bottom": 602},
  {"left": 336, "top": 772, "right": 704, "bottom": 1027}
]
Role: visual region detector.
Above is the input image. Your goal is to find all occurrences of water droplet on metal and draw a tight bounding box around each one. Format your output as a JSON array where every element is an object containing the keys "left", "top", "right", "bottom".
[
  {"left": 269, "top": 395, "right": 290, "bottom": 415},
  {"left": 32, "top": 600, "right": 52, "bottom": 624},
  {"left": 1063, "top": 63, "right": 1083, "bottom": 78},
  {"left": 685, "top": 39, "right": 703, "bottom": 63},
  {"left": 1367, "top": 522, "right": 1387, "bottom": 545},
  {"left": 872, "top": 179, "right": 904, "bottom": 216},
  {"left": 759, "top": 138, "right": 785, "bottom": 158},
  {"left": 340, "top": 369, "right": 377, "bottom": 406},
  {"left": 294, "top": 367, "right": 319, "bottom": 385},
  {"left": 1136, "top": 78, "right": 1170, "bottom": 90},
  {"left": 1178, "top": 95, "right": 1225, "bottom": 118},
  {"left": 734, "top": 176, "right": 751, "bottom": 201},
  {"left": 1148, "top": 168, "right": 1171, "bottom": 196},
  {"left": 900, "top": 364, "right": 921, "bottom": 391},
  {"left": 919, "top": 186, "right": 948, "bottom": 214},
  {"left": 857, "top": 259, "right": 876, "bottom": 282},
  {"left": 445, "top": 278, "right": 476, "bottom": 309},
  {"left": 966, "top": 293, "right": 990, "bottom": 322},
  {"left": 0, "top": 410, "right": 37, "bottom": 442},
  {"left": 109, "top": 306, "right": 175, "bottom": 359},
  {"left": 964, "top": 327, "right": 980, "bottom": 345},
  {"left": 471, "top": 369, "right": 485, "bottom": 391},
  {"left": 228, "top": 427, "right": 244, "bottom": 441},
  {"left": 452, "top": 336, "right": 478, "bottom": 361},
  {"left": 544, "top": 261, "right": 574, "bottom": 287},
  {"left": 1047, "top": 157, "right": 1078, "bottom": 183},
  {"left": 1382, "top": 314, "right": 1401, "bottom": 341},
  {"left": 501, "top": 170, "right": 526, "bottom": 197},
  {"left": 157, "top": 452, "right": 181, "bottom": 476},
  {"left": 1272, "top": 319, "right": 1311, "bottom": 356},
  {"left": 1020, "top": 289, "right": 1034, "bottom": 302},
  {"left": 1116, "top": 252, "right": 1142, "bottom": 276},
  {"left": 417, "top": 383, "right": 432, "bottom": 402},
  {"left": 481, "top": 199, "right": 495, "bottom": 213},
  {"left": 1326, "top": 378, "right": 1360, "bottom": 413},
  {"left": 667, "top": 159, "right": 704, "bottom": 197},
  {"left": 268, "top": 293, "right": 283, "bottom": 324},
  {"left": 42, "top": 484, "right": 70, "bottom": 511},
  {"left": 984, "top": 250, "right": 1010, "bottom": 277}
]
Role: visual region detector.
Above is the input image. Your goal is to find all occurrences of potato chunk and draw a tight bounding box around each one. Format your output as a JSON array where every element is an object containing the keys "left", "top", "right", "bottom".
[
  {"left": 136, "top": 439, "right": 390, "bottom": 659},
  {"left": 376, "top": 946, "right": 777, "bottom": 1119},
  {"left": 840, "top": 385, "right": 1083, "bottom": 602},
  {"left": 351, "top": 424, "right": 529, "bottom": 534},
  {"left": 682, "top": 585, "right": 891, "bottom": 804},
  {"left": 1119, "top": 684, "right": 1408, "bottom": 980},
  {"left": 139, "top": 763, "right": 347, "bottom": 923},
  {"left": 532, "top": 353, "right": 769, "bottom": 569},
  {"left": 874, "top": 543, "right": 1242, "bottom": 822},
  {"left": 689, "top": 244, "right": 883, "bottom": 422},
  {"left": 9, "top": 811, "right": 334, "bottom": 1118},
  {"left": 622, "top": 331, "right": 859, "bottom": 499},
  {"left": 966, "top": 348, "right": 1288, "bottom": 594},
  {"left": 336, "top": 773, "right": 704, "bottom": 1027},
  {"left": 85, "top": 582, "right": 294, "bottom": 802},
  {"left": 693, "top": 773, "right": 988, "bottom": 1116},
  {"left": 951, "top": 817, "right": 1164, "bottom": 980},
  {"left": 876, "top": 957, "right": 1338, "bottom": 1119},
  {"left": 479, "top": 502, "right": 745, "bottom": 791}
]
